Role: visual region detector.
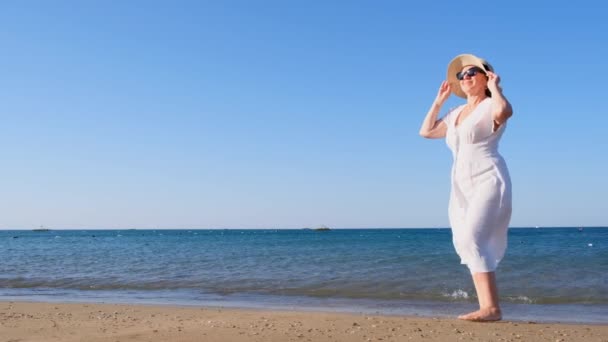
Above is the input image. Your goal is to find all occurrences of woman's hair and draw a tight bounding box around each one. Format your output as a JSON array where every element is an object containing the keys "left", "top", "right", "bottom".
[{"left": 483, "top": 63, "right": 492, "bottom": 97}]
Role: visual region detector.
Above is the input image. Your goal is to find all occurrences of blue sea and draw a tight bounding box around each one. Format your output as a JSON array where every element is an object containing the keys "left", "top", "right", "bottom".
[{"left": 1, "top": 228, "right": 606, "bottom": 323}]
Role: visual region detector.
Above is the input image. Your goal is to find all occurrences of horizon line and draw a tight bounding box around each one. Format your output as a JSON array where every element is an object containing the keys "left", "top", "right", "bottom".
[{"left": 1, "top": 226, "right": 606, "bottom": 231}]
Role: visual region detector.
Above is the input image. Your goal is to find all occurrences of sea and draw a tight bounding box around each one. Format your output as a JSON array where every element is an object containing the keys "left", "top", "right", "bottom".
[{"left": 1, "top": 227, "right": 606, "bottom": 324}]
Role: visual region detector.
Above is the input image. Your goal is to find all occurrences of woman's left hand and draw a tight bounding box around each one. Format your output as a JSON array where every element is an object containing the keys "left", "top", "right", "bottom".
[{"left": 487, "top": 71, "right": 501, "bottom": 92}]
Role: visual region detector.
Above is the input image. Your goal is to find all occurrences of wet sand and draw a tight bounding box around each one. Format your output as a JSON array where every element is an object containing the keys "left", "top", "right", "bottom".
[{"left": 1, "top": 301, "right": 607, "bottom": 341}]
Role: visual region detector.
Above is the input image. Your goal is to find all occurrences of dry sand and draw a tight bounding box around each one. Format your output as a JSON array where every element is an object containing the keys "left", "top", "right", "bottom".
[{"left": 1, "top": 301, "right": 606, "bottom": 342}]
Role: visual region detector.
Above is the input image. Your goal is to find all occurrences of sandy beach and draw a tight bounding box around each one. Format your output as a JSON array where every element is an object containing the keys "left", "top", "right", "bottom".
[{"left": 0, "top": 301, "right": 606, "bottom": 342}]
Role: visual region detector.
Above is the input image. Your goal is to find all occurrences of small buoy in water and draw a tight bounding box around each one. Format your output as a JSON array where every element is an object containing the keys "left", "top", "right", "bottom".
[{"left": 588, "top": 243, "right": 593, "bottom": 247}]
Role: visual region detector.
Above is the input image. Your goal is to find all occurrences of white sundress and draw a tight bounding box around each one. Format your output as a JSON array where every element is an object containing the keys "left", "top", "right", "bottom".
[{"left": 442, "top": 98, "right": 512, "bottom": 274}]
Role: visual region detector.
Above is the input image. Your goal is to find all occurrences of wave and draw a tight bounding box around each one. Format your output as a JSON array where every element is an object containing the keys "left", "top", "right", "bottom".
[
  {"left": 442, "top": 289, "right": 469, "bottom": 300},
  {"left": 1, "top": 277, "right": 606, "bottom": 305}
]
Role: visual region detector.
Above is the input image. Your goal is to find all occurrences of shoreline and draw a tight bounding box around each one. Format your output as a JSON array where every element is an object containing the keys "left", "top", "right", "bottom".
[
  {"left": 1, "top": 301, "right": 607, "bottom": 342},
  {"left": 2, "top": 289, "right": 607, "bottom": 325}
]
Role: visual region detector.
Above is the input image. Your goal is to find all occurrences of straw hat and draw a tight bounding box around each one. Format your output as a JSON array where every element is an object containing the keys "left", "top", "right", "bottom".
[{"left": 447, "top": 54, "right": 494, "bottom": 98}]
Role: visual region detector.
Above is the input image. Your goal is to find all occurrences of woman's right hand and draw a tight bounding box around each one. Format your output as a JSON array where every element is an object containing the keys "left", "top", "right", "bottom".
[
  {"left": 420, "top": 81, "right": 450, "bottom": 138},
  {"left": 435, "top": 80, "right": 451, "bottom": 106}
]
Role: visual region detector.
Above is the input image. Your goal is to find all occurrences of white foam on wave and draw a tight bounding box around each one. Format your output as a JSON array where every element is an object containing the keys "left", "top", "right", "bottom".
[
  {"left": 443, "top": 289, "right": 469, "bottom": 299},
  {"left": 515, "top": 296, "right": 534, "bottom": 304}
]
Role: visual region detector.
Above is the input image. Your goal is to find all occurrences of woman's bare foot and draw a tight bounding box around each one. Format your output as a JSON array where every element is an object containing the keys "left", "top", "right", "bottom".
[{"left": 457, "top": 307, "right": 502, "bottom": 322}]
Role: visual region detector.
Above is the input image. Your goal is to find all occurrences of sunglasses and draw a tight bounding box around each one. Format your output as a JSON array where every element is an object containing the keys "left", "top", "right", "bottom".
[{"left": 456, "top": 67, "right": 486, "bottom": 81}]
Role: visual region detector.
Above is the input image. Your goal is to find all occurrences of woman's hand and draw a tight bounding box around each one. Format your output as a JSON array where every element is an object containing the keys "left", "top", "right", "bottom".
[
  {"left": 487, "top": 71, "right": 502, "bottom": 93},
  {"left": 487, "top": 71, "right": 513, "bottom": 127},
  {"left": 420, "top": 81, "right": 450, "bottom": 139},
  {"left": 435, "top": 80, "right": 451, "bottom": 105}
]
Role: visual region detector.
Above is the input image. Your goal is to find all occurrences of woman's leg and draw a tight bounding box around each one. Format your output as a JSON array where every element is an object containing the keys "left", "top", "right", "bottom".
[{"left": 458, "top": 272, "right": 502, "bottom": 321}]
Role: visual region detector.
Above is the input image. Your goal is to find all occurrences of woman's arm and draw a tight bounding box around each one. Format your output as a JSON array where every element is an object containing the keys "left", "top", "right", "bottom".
[
  {"left": 487, "top": 71, "right": 513, "bottom": 128},
  {"left": 419, "top": 81, "right": 451, "bottom": 139}
]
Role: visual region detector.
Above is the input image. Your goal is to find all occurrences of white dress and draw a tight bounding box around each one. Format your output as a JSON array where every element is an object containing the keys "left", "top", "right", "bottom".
[{"left": 442, "top": 98, "right": 512, "bottom": 273}]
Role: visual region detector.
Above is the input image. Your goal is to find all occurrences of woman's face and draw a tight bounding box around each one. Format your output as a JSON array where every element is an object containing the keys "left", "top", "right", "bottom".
[{"left": 458, "top": 65, "right": 488, "bottom": 96}]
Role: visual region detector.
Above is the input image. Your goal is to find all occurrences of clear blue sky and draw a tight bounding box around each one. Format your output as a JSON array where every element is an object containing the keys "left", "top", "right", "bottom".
[{"left": 1, "top": 1, "right": 606, "bottom": 229}]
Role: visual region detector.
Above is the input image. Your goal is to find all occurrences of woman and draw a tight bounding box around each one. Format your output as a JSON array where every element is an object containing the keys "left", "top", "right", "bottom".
[{"left": 419, "top": 54, "right": 513, "bottom": 321}]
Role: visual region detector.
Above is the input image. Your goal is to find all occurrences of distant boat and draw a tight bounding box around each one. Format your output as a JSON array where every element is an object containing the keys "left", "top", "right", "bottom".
[
  {"left": 313, "top": 225, "right": 331, "bottom": 231},
  {"left": 578, "top": 227, "right": 584, "bottom": 232},
  {"left": 32, "top": 225, "right": 50, "bottom": 232}
]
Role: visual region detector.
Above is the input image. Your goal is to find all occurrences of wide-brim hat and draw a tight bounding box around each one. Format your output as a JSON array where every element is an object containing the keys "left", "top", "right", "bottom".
[{"left": 447, "top": 54, "right": 493, "bottom": 98}]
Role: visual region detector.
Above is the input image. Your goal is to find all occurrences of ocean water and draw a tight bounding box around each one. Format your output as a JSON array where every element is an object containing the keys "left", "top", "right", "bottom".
[{"left": 1, "top": 228, "right": 606, "bottom": 323}]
